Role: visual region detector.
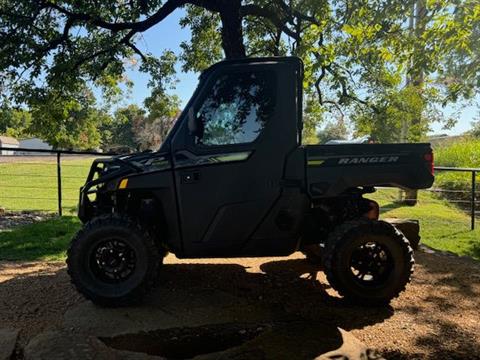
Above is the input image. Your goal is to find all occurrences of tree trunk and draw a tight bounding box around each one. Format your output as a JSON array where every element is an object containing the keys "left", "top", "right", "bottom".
[
  {"left": 401, "top": 0, "right": 426, "bottom": 206},
  {"left": 219, "top": 1, "right": 246, "bottom": 59}
]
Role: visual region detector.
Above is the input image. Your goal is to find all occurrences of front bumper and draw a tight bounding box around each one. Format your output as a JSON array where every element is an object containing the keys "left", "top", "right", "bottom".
[{"left": 77, "top": 157, "right": 138, "bottom": 222}]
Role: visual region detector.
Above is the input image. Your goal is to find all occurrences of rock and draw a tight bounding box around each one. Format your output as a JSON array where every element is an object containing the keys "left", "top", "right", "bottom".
[
  {"left": 0, "top": 328, "right": 19, "bottom": 360},
  {"left": 419, "top": 244, "right": 436, "bottom": 254},
  {"left": 315, "top": 328, "right": 385, "bottom": 360},
  {"left": 0, "top": 211, "right": 54, "bottom": 230},
  {"left": 384, "top": 218, "right": 421, "bottom": 249}
]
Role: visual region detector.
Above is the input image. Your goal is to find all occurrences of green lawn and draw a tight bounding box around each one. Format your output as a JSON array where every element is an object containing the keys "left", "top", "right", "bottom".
[
  {"left": 0, "top": 216, "right": 81, "bottom": 261},
  {"left": 0, "top": 157, "right": 96, "bottom": 213},
  {"left": 0, "top": 157, "right": 91, "bottom": 260},
  {"left": 371, "top": 188, "right": 480, "bottom": 260},
  {"left": 0, "top": 187, "right": 478, "bottom": 261}
]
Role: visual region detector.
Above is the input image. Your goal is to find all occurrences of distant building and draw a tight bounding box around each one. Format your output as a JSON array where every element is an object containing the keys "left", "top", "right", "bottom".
[
  {"left": 0, "top": 136, "right": 19, "bottom": 155},
  {"left": 18, "top": 138, "right": 53, "bottom": 155}
]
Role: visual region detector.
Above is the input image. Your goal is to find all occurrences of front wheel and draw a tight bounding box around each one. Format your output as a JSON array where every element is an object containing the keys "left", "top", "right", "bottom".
[
  {"left": 323, "top": 220, "right": 414, "bottom": 306},
  {"left": 67, "top": 214, "right": 163, "bottom": 306}
]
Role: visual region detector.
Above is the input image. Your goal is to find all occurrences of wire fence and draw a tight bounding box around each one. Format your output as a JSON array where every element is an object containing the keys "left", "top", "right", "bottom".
[
  {"left": 0, "top": 147, "right": 113, "bottom": 215},
  {"left": 376, "top": 167, "right": 479, "bottom": 230},
  {"left": 0, "top": 147, "right": 479, "bottom": 231}
]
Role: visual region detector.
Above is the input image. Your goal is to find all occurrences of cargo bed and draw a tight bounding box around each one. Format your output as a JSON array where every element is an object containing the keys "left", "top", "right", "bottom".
[{"left": 305, "top": 143, "right": 434, "bottom": 198}]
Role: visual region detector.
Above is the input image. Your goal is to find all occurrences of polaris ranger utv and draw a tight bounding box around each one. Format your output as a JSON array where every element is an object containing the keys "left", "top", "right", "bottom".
[{"left": 67, "top": 57, "right": 434, "bottom": 306}]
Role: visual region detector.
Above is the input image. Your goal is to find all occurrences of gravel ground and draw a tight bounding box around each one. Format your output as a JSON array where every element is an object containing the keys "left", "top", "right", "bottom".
[{"left": 0, "top": 249, "right": 479, "bottom": 359}]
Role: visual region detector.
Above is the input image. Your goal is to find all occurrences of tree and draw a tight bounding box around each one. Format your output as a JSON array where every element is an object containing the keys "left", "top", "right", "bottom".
[
  {"left": 0, "top": 106, "right": 31, "bottom": 138},
  {"left": 104, "top": 105, "right": 146, "bottom": 151},
  {"left": 27, "top": 87, "right": 109, "bottom": 149},
  {"left": 352, "top": 85, "right": 446, "bottom": 143},
  {"left": 133, "top": 115, "right": 178, "bottom": 150},
  {"left": 1, "top": 0, "right": 479, "bottom": 149},
  {"left": 469, "top": 112, "right": 480, "bottom": 138},
  {"left": 136, "top": 90, "right": 181, "bottom": 150},
  {"left": 0, "top": 95, "right": 112, "bottom": 150},
  {"left": 104, "top": 92, "right": 180, "bottom": 151},
  {"left": 317, "top": 121, "right": 348, "bottom": 144}
]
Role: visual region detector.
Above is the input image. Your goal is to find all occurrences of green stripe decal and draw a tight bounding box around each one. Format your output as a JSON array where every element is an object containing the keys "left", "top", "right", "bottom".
[
  {"left": 307, "top": 159, "right": 325, "bottom": 166},
  {"left": 211, "top": 151, "right": 251, "bottom": 163}
]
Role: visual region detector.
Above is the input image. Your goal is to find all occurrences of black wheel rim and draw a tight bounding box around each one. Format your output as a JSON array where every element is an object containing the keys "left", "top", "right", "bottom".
[
  {"left": 349, "top": 241, "right": 393, "bottom": 287},
  {"left": 89, "top": 238, "right": 136, "bottom": 283}
]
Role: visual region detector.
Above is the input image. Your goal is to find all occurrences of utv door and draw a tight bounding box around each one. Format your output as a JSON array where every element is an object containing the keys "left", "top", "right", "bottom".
[{"left": 171, "top": 58, "right": 301, "bottom": 257}]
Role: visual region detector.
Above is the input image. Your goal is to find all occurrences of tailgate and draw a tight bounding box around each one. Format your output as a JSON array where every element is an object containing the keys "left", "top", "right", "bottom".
[{"left": 305, "top": 143, "right": 434, "bottom": 198}]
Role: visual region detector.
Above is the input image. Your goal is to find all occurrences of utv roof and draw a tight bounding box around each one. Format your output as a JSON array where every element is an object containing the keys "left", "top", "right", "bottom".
[{"left": 199, "top": 56, "right": 303, "bottom": 81}]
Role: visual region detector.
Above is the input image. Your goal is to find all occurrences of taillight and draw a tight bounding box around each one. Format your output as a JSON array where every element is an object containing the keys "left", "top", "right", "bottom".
[{"left": 424, "top": 152, "right": 434, "bottom": 175}]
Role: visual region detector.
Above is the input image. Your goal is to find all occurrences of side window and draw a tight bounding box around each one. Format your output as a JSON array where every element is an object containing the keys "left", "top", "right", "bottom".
[{"left": 194, "top": 70, "right": 276, "bottom": 146}]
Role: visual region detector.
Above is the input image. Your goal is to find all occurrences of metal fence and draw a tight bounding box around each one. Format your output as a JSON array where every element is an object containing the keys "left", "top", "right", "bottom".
[
  {"left": 434, "top": 167, "right": 478, "bottom": 230},
  {"left": 0, "top": 147, "right": 112, "bottom": 216},
  {"left": 373, "top": 166, "right": 480, "bottom": 231},
  {"left": 0, "top": 146, "right": 479, "bottom": 230}
]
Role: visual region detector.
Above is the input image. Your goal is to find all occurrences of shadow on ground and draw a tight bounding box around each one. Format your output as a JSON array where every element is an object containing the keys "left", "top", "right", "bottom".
[
  {"left": 1, "top": 251, "right": 479, "bottom": 359},
  {"left": 60, "top": 260, "right": 394, "bottom": 359}
]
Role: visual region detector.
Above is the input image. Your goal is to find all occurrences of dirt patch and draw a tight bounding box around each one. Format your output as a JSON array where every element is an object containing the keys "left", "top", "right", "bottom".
[
  {"left": 0, "top": 250, "right": 479, "bottom": 359},
  {"left": 0, "top": 261, "right": 82, "bottom": 346}
]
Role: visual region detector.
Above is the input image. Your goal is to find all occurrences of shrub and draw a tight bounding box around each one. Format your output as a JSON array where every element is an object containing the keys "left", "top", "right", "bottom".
[
  {"left": 434, "top": 137, "right": 480, "bottom": 210},
  {"left": 435, "top": 137, "right": 480, "bottom": 168}
]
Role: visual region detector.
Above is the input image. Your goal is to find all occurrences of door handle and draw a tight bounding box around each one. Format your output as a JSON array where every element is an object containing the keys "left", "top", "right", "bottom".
[{"left": 181, "top": 171, "right": 200, "bottom": 184}]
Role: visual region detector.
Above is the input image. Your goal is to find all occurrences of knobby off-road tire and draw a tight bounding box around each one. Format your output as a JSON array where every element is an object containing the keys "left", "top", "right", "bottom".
[
  {"left": 67, "top": 214, "right": 163, "bottom": 307},
  {"left": 323, "top": 219, "right": 414, "bottom": 306}
]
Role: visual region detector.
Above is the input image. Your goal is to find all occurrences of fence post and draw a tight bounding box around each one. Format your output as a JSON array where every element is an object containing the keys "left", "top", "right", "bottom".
[
  {"left": 471, "top": 170, "right": 476, "bottom": 230},
  {"left": 57, "top": 152, "right": 62, "bottom": 216}
]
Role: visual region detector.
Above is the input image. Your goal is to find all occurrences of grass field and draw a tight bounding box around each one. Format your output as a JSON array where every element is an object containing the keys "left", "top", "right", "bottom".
[
  {"left": 0, "top": 216, "right": 80, "bottom": 261},
  {"left": 0, "top": 156, "right": 97, "bottom": 213},
  {"left": 0, "top": 187, "right": 478, "bottom": 261},
  {"left": 372, "top": 188, "right": 480, "bottom": 260},
  {"left": 433, "top": 137, "right": 480, "bottom": 207}
]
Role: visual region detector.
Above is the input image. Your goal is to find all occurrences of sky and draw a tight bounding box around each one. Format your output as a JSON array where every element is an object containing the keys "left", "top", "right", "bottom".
[
  {"left": 120, "top": 8, "right": 478, "bottom": 137},
  {"left": 121, "top": 9, "right": 198, "bottom": 108}
]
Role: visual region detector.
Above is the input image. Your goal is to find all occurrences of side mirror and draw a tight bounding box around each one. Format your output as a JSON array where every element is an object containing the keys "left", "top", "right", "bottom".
[{"left": 187, "top": 107, "right": 198, "bottom": 135}]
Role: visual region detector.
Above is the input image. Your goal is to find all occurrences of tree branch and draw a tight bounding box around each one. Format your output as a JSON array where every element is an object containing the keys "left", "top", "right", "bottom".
[
  {"left": 42, "top": 0, "right": 189, "bottom": 33},
  {"left": 40, "top": 17, "right": 75, "bottom": 53},
  {"left": 33, "top": 0, "right": 229, "bottom": 69},
  {"left": 240, "top": 4, "right": 300, "bottom": 40},
  {"left": 325, "top": 65, "right": 376, "bottom": 110},
  {"left": 273, "top": 0, "right": 320, "bottom": 26},
  {"left": 323, "top": 100, "right": 345, "bottom": 123},
  {"left": 125, "top": 41, "right": 147, "bottom": 62}
]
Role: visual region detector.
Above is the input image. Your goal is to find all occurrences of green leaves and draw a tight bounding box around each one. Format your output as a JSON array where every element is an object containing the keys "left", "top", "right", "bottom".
[
  {"left": 179, "top": 5, "right": 223, "bottom": 72},
  {"left": 0, "top": 107, "right": 32, "bottom": 138},
  {"left": 0, "top": 0, "right": 478, "bottom": 147}
]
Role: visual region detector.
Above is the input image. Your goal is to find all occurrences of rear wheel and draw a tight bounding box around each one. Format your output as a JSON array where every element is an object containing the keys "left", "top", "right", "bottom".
[
  {"left": 323, "top": 220, "right": 414, "bottom": 306},
  {"left": 67, "top": 214, "right": 163, "bottom": 306}
]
